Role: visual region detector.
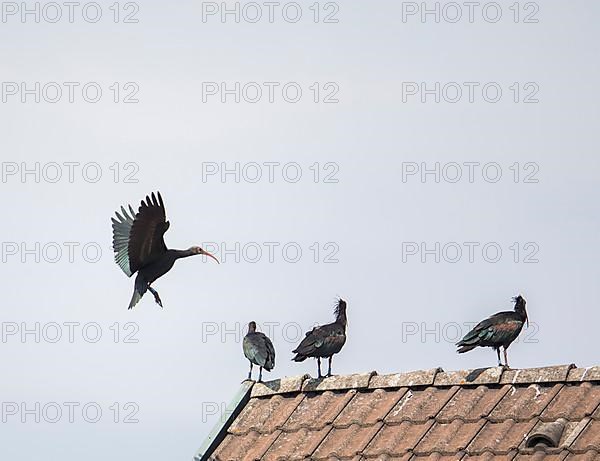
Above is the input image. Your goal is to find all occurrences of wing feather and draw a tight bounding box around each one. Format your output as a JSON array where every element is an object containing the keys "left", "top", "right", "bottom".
[
  {"left": 244, "top": 332, "right": 276, "bottom": 370},
  {"left": 111, "top": 192, "right": 169, "bottom": 276}
]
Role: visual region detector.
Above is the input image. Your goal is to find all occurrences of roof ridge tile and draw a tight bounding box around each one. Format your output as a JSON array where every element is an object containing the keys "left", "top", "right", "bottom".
[
  {"left": 434, "top": 367, "right": 504, "bottom": 386},
  {"left": 499, "top": 365, "right": 576, "bottom": 385},
  {"left": 369, "top": 368, "right": 444, "bottom": 389},
  {"left": 251, "top": 374, "right": 312, "bottom": 398},
  {"left": 302, "top": 372, "right": 377, "bottom": 392},
  {"left": 250, "top": 365, "right": 597, "bottom": 397},
  {"left": 567, "top": 366, "right": 600, "bottom": 383}
]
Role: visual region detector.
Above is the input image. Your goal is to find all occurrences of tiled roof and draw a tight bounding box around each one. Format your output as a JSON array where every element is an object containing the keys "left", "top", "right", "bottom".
[{"left": 196, "top": 365, "right": 600, "bottom": 461}]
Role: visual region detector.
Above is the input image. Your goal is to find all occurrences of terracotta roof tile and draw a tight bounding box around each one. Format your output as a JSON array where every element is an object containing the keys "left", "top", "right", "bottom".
[
  {"left": 361, "top": 454, "right": 413, "bottom": 461},
  {"left": 198, "top": 365, "right": 600, "bottom": 461},
  {"left": 564, "top": 451, "right": 600, "bottom": 460},
  {"left": 414, "top": 420, "right": 486, "bottom": 454},
  {"left": 437, "top": 385, "right": 510, "bottom": 423},
  {"left": 334, "top": 388, "right": 406, "bottom": 427},
  {"left": 281, "top": 390, "right": 355, "bottom": 432},
  {"left": 462, "top": 453, "right": 516, "bottom": 461},
  {"left": 262, "top": 426, "right": 330, "bottom": 461},
  {"left": 312, "top": 423, "right": 382, "bottom": 459},
  {"left": 210, "top": 430, "right": 280, "bottom": 461},
  {"left": 488, "top": 384, "right": 563, "bottom": 422},
  {"left": 318, "top": 457, "right": 362, "bottom": 461},
  {"left": 410, "top": 455, "right": 468, "bottom": 461},
  {"left": 363, "top": 421, "right": 434, "bottom": 457},
  {"left": 512, "top": 452, "right": 567, "bottom": 461},
  {"left": 562, "top": 419, "right": 593, "bottom": 447},
  {"left": 385, "top": 387, "right": 459, "bottom": 424},
  {"left": 228, "top": 393, "right": 304, "bottom": 435},
  {"left": 571, "top": 420, "right": 600, "bottom": 452},
  {"left": 540, "top": 382, "right": 600, "bottom": 422},
  {"left": 467, "top": 420, "right": 537, "bottom": 453}
]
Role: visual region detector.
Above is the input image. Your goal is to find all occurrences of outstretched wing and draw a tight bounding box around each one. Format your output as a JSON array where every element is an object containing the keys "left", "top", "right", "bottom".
[
  {"left": 112, "top": 204, "right": 137, "bottom": 277},
  {"left": 111, "top": 192, "right": 169, "bottom": 276}
]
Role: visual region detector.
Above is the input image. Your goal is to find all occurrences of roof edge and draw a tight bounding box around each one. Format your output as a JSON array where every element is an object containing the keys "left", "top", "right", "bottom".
[
  {"left": 249, "top": 364, "right": 600, "bottom": 397},
  {"left": 193, "top": 380, "right": 253, "bottom": 461}
]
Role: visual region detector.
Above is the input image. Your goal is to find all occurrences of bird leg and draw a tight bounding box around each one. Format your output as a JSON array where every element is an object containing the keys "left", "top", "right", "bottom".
[
  {"left": 248, "top": 362, "right": 253, "bottom": 380},
  {"left": 317, "top": 358, "right": 322, "bottom": 379},
  {"left": 327, "top": 356, "right": 333, "bottom": 377},
  {"left": 496, "top": 348, "right": 503, "bottom": 367},
  {"left": 147, "top": 285, "right": 163, "bottom": 308},
  {"left": 503, "top": 347, "right": 510, "bottom": 369},
  {"left": 258, "top": 367, "right": 263, "bottom": 383}
]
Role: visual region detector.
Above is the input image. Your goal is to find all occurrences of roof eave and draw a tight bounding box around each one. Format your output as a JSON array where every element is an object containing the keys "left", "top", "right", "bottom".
[{"left": 193, "top": 379, "right": 254, "bottom": 461}]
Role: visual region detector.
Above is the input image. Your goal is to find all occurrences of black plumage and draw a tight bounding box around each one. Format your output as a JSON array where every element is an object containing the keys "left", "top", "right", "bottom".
[
  {"left": 456, "top": 295, "right": 529, "bottom": 368},
  {"left": 292, "top": 298, "right": 347, "bottom": 378},
  {"left": 111, "top": 192, "right": 219, "bottom": 309},
  {"left": 243, "top": 321, "right": 275, "bottom": 382}
]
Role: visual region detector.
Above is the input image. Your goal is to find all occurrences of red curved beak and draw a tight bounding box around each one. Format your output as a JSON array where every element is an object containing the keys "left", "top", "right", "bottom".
[{"left": 201, "top": 250, "right": 220, "bottom": 264}]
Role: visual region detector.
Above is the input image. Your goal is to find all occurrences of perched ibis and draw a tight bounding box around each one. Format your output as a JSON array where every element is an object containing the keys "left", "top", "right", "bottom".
[
  {"left": 111, "top": 191, "right": 219, "bottom": 309},
  {"left": 243, "top": 321, "right": 276, "bottom": 382},
  {"left": 456, "top": 295, "right": 529, "bottom": 368},
  {"left": 292, "top": 298, "right": 347, "bottom": 378}
]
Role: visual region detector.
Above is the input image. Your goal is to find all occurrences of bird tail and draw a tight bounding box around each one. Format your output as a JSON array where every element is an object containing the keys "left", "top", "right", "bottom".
[
  {"left": 457, "top": 344, "right": 476, "bottom": 353},
  {"left": 456, "top": 330, "right": 480, "bottom": 353},
  {"left": 128, "top": 274, "right": 147, "bottom": 310},
  {"left": 265, "top": 358, "right": 275, "bottom": 371},
  {"left": 292, "top": 353, "right": 307, "bottom": 362},
  {"left": 456, "top": 325, "right": 482, "bottom": 346}
]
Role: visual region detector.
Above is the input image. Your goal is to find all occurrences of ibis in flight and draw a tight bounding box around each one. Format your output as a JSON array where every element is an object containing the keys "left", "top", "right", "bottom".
[
  {"left": 292, "top": 298, "right": 347, "bottom": 378},
  {"left": 111, "top": 192, "right": 219, "bottom": 309},
  {"left": 456, "top": 295, "right": 529, "bottom": 368},
  {"left": 243, "top": 321, "right": 276, "bottom": 382}
]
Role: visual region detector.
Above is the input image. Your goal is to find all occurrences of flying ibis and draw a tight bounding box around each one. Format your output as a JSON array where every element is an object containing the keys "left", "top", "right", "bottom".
[{"left": 111, "top": 191, "right": 219, "bottom": 309}]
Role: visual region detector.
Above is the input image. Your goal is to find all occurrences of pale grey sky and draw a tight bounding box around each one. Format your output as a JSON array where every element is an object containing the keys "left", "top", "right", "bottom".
[{"left": 1, "top": 1, "right": 599, "bottom": 459}]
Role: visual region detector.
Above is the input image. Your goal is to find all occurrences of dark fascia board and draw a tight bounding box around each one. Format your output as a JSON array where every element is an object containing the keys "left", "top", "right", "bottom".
[{"left": 193, "top": 380, "right": 254, "bottom": 461}]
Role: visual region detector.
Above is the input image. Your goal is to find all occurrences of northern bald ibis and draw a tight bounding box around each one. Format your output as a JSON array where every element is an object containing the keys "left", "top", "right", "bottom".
[
  {"left": 111, "top": 192, "right": 218, "bottom": 309},
  {"left": 292, "top": 298, "right": 347, "bottom": 378},
  {"left": 456, "top": 295, "right": 528, "bottom": 368},
  {"left": 243, "top": 321, "right": 276, "bottom": 382}
]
